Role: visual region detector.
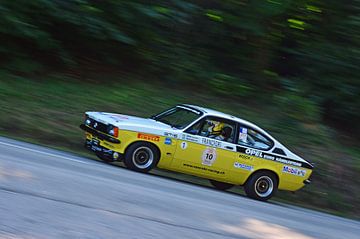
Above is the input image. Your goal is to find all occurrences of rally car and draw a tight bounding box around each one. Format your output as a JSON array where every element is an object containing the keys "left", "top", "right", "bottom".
[{"left": 80, "top": 104, "right": 313, "bottom": 201}]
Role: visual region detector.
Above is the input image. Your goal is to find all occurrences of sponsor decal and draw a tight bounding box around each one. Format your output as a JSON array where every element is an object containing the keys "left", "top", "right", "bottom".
[
  {"left": 183, "top": 163, "right": 225, "bottom": 175},
  {"left": 137, "top": 133, "right": 160, "bottom": 142},
  {"left": 181, "top": 134, "right": 199, "bottom": 143},
  {"left": 283, "top": 166, "right": 306, "bottom": 177},
  {"left": 164, "top": 137, "right": 172, "bottom": 145},
  {"left": 234, "top": 162, "right": 253, "bottom": 171},
  {"left": 201, "top": 138, "right": 222, "bottom": 148},
  {"left": 164, "top": 132, "right": 178, "bottom": 138},
  {"left": 238, "top": 154, "right": 251, "bottom": 160},
  {"left": 181, "top": 134, "right": 222, "bottom": 148},
  {"left": 275, "top": 157, "right": 302, "bottom": 167},
  {"left": 202, "top": 148, "right": 217, "bottom": 166},
  {"left": 237, "top": 146, "right": 307, "bottom": 168},
  {"left": 180, "top": 141, "right": 188, "bottom": 149},
  {"left": 239, "top": 127, "right": 248, "bottom": 142},
  {"left": 245, "top": 148, "right": 263, "bottom": 157}
]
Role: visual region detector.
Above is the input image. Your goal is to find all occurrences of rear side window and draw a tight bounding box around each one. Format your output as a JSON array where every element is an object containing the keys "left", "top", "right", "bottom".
[{"left": 237, "top": 126, "right": 273, "bottom": 150}]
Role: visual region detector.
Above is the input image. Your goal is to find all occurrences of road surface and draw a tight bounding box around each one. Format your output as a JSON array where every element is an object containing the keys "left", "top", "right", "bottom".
[{"left": 0, "top": 136, "right": 359, "bottom": 239}]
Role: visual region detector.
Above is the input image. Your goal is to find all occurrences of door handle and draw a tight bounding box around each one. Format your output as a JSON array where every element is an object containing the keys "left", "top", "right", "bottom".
[{"left": 225, "top": 146, "right": 234, "bottom": 150}]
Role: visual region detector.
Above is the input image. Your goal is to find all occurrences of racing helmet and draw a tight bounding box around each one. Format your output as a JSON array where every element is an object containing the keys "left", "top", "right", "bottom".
[{"left": 207, "top": 120, "right": 224, "bottom": 136}]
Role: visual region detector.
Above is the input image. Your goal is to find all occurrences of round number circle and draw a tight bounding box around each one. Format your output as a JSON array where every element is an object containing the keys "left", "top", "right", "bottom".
[
  {"left": 180, "top": 142, "right": 188, "bottom": 149},
  {"left": 202, "top": 148, "right": 217, "bottom": 166}
]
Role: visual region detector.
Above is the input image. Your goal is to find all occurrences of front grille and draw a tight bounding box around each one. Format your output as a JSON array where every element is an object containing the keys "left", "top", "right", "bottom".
[{"left": 86, "top": 118, "right": 108, "bottom": 134}]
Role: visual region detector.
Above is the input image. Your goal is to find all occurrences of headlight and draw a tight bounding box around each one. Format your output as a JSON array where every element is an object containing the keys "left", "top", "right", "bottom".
[
  {"left": 84, "top": 114, "right": 91, "bottom": 125},
  {"left": 108, "top": 125, "right": 119, "bottom": 137}
]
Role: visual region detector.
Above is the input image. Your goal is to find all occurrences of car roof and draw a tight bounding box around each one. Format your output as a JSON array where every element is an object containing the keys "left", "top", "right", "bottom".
[
  {"left": 179, "top": 104, "right": 306, "bottom": 162},
  {"left": 180, "top": 104, "right": 271, "bottom": 137}
]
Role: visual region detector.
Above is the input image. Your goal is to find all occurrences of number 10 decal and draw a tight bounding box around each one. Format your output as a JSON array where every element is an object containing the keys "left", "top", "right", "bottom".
[{"left": 202, "top": 148, "right": 217, "bottom": 166}]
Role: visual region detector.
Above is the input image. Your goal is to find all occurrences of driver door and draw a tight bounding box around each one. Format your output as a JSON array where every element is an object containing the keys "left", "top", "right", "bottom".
[{"left": 171, "top": 117, "right": 237, "bottom": 181}]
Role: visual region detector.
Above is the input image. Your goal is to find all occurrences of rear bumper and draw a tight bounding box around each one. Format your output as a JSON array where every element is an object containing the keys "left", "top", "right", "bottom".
[{"left": 303, "top": 179, "right": 311, "bottom": 185}]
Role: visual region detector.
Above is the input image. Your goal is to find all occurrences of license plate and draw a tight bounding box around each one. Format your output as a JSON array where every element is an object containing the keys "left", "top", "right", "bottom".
[{"left": 91, "top": 145, "right": 102, "bottom": 152}]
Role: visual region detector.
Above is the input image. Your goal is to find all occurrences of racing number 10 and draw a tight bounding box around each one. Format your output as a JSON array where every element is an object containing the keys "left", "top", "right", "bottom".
[
  {"left": 205, "top": 153, "right": 214, "bottom": 160},
  {"left": 202, "top": 148, "right": 217, "bottom": 166}
]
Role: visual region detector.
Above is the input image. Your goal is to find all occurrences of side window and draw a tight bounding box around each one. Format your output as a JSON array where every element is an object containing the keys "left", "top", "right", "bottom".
[
  {"left": 186, "top": 117, "right": 236, "bottom": 143},
  {"left": 237, "top": 126, "right": 273, "bottom": 150}
]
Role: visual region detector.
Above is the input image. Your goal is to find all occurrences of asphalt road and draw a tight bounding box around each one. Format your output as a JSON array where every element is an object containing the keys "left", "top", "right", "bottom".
[{"left": 0, "top": 137, "right": 359, "bottom": 239}]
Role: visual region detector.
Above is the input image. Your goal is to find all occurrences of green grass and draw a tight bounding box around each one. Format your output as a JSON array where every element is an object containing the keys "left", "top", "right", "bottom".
[{"left": 0, "top": 74, "right": 359, "bottom": 220}]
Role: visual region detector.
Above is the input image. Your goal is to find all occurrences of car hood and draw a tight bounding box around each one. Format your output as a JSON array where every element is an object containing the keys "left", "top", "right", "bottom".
[{"left": 86, "top": 111, "right": 175, "bottom": 132}]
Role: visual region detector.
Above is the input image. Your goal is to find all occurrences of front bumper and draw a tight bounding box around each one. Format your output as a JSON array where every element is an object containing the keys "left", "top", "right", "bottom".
[{"left": 84, "top": 139, "right": 122, "bottom": 161}]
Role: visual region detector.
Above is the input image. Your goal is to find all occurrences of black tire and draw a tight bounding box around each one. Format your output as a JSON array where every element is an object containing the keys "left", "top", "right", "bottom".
[
  {"left": 209, "top": 180, "right": 234, "bottom": 191},
  {"left": 244, "top": 171, "right": 278, "bottom": 201},
  {"left": 124, "top": 142, "right": 159, "bottom": 173}
]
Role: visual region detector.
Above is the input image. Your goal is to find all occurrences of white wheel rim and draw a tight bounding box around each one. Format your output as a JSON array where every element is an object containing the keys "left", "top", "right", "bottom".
[
  {"left": 132, "top": 146, "right": 154, "bottom": 169},
  {"left": 254, "top": 176, "right": 273, "bottom": 198}
]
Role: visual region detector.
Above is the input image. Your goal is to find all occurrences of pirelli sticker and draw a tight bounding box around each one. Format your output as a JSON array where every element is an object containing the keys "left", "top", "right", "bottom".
[
  {"left": 137, "top": 133, "right": 160, "bottom": 142},
  {"left": 236, "top": 146, "right": 313, "bottom": 169}
]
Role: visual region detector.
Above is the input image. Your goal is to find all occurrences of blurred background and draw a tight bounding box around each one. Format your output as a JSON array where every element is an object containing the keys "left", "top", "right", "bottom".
[{"left": 0, "top": 0, "right": 359, "bottom": 218}]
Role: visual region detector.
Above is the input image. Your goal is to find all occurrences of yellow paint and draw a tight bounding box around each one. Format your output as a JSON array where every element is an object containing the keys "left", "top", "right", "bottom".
[{"left": 85, "top": 129, "right": 312, "bottom": 192}]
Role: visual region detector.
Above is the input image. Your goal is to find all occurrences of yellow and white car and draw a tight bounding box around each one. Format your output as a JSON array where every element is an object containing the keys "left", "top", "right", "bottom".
[{"left": 80, "top": 104, "right": 313, "bottom": 201}]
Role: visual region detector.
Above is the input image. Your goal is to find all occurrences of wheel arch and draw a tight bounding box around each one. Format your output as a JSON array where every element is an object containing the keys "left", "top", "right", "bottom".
[
  {"left": 124, "top": 140, "right": 161, "bottom": 161},
  {"left": 245, "top": 169, "right": 280, "bottom": 187}
]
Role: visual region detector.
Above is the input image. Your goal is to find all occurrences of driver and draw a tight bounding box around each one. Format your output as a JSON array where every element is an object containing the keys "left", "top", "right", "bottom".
[
  {"left": 214, "top": 126, "right": 232, "bottom": 142},
  {"left": 207, "top": 120, "right": 224, "bottom": 137}
]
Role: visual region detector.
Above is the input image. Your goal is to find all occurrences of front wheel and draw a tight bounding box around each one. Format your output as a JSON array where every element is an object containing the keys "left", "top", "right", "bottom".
[
  {"left": 124, "top": 142, "right": 159, "bottom": 173},
  {"left": 244, "top": 171, "right": 278, "bottom": 201}
]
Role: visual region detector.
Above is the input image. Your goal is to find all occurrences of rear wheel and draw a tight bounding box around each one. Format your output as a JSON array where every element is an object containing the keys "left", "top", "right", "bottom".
[
  {"left": 124, "top": 142, "right": 159, "bottom": 173},
  {"left": 209, "top": 180, "right": 234, "bottom": 191},
  {"left": 244, "top": 171, "right": 278, "bottom": 201}
]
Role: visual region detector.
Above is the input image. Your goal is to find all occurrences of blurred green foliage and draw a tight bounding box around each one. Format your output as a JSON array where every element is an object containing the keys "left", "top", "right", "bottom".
[{"left": 1, "top": 0, "right": 359, "bottom": 135}]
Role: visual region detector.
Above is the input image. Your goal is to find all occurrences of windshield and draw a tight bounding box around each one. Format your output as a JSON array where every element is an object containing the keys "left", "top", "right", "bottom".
[{"left": 151, "top": 106, "right": 202, "bottom": 129}]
